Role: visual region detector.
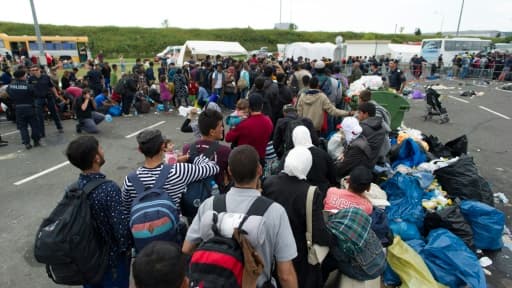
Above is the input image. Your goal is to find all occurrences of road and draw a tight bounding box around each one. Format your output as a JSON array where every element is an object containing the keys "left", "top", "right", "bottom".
[{"left": 0, "top": 79, "right": 511, "bottom": 287}]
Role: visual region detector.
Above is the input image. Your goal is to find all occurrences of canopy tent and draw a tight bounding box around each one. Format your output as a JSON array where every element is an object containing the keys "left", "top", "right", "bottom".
[
  {"left": 176, "top": 40, "right": 248, "bottom": 66},
  {"left": 283, "top": 42, "right": 337, "bottom": 61}
]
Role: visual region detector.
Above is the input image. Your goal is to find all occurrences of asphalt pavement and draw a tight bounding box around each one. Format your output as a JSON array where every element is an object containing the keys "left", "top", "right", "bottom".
[{"left": 0, "top": 79, "right": 511, "bottom": 287}]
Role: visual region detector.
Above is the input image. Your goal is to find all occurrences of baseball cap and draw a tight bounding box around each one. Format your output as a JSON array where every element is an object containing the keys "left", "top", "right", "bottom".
[{"left": 136, "top": 129, "right": 165, "bottom": 145}]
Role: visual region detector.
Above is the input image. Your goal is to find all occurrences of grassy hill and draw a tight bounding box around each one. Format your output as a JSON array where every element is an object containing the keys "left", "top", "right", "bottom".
[{"left": 1, "top": 22, "right": 509, "bottom": 59}]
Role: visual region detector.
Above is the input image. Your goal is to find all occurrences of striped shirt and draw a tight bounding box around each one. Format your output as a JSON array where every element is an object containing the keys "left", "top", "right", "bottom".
[{"left": 121, "top": 155, "right": 219, "bottom": 214}]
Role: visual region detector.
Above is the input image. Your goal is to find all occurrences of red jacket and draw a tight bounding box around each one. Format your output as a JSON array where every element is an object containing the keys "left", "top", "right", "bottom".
[{"left": 225, "top": 114, "right": 273, "bottom": 159}]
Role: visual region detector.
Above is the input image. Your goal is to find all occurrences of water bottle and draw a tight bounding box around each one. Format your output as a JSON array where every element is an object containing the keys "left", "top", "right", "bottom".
[
  {"left": 105, "top": 114, "right": 113, "bottom": 123},
  {"left": 210, "top": 180, "right": 220, "bottom": 196}
]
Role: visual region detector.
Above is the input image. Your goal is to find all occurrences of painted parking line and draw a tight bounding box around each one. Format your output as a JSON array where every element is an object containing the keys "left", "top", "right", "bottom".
[
  {"left": 496, "top": 86, "right": 512, "bottom": 93},
  {"left": 124, "top": 121, "right": 166, "bottom": 138},
  {"left": 1, "top": 130, "right": 19, "bottom": 136},
  {"left": 478, "top": 106, "right": 511, "bottom": 120},
  {"left": 13, "top": 161, "right": 70, "bottom": 186},
  {"left": 448, "top": 95, "right": 470, "bottom": 104}
]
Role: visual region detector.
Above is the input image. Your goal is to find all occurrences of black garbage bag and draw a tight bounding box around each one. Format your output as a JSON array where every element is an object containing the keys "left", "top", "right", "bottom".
[
  {"left": 444, "top": 135, "right": 468, "bottom": 157},
  {"left": 434, "top": 156, "right": 494, "bottom": 206},
  {"left": 423, "top": 204, "right": 474, "bottom": 250}
]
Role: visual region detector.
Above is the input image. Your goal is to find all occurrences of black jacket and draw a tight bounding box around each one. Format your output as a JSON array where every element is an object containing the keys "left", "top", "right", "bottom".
[
  {"left": 307, "top": 146, "right": 338, "bottom": 197},
  {"left": 263, "top": 173, "right": 332, "bottom": 288},
  {"left": 335, "top": 135, "right": 372, "bottom": 181},
  {"left": 273, "top": 113, "right": 319, "bottom": 159},
  {"left": 360, "top": 116, "right": 388, "bottom": 166}
]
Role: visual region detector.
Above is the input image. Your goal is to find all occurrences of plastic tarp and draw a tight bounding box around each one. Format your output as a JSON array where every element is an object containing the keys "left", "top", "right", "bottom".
[
  {"left": 423, "top": 205, "right": 474, "bottom": 250},
  {"left": 177, "top": 41, "right": 248, "bottom": 66},
  {"left": 460, "top": 200, "right": 505, "bottom": 250},
  {"left": 391, "top": 138, "right": 428, "bottom": 169},
  {"left": 422, "top": 229, "right": 486, "bottom": 288},
  {"left": 381, "top": 173, "right": 424, "bottom": 228},
  {"left": 283, "top": 42, "right": 336, "bottom": 60}
]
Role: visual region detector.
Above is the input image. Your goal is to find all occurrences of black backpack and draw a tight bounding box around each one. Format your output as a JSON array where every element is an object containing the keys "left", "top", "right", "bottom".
[
  {"left": 283, "top": 118, "right": 304, "bottom": 155},
  {"left": 34, "top": 179, "right": 109, "bottom": 285},
  {"left": 290, "top": 74, "right": 299, "bottom": 96},
  {"left": 181, "top": 141, "right": 220, "bottom": 218},
  {"left": 114, "top": 77, "right": 127, "bottom": 95},
  {"left": 189, "top": 195, "right": 273, "bottom": 288}
]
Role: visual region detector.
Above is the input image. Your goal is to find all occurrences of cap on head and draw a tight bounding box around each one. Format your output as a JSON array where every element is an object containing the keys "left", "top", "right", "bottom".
[{"left": 314, "top": 61, "right": 325, "bottom": 69}]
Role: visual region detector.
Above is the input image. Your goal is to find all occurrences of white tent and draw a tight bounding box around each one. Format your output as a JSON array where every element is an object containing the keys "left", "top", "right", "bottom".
[
  {"left": 283, "top": 42, "right": 336, "bottom": 60},
  {"left": 177, "top": 41, "right": 248, "bottom": 66},
  {"left": 388, "top": 44, "right": 421, "bottom": 61}
]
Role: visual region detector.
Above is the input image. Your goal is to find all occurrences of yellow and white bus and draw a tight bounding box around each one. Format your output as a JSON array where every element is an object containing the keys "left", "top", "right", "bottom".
[{"left": 0, "top": 33, "right": 91, "bottom": 63}]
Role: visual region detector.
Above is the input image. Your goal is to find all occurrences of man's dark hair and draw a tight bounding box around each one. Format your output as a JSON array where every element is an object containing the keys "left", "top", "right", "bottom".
[
  {"left": 254, "top": 77, "right": 265, "bottom": 90},
  {"left": 358, "top": 102, "right": 376, "bottom": 117},
  {"left": 198, "top": 109, "right": 223, "bottom": 136},
  {"left": 276, "top": 72, "right": 286, "bottom": 83},
  {"left": 263, "top": 65, "right": 273, "bottom": 77},
  {"left": 348, "top": 166, "right": 373, "bottom": 194},
  {"left": 228, "top": 145, "right": 260, "bottom": 185},
  {"left": 133, "top": 241, "right": 186, "bottom": 288},
  {"left": 359, "top": 89, "right": 372, "bottom": 102},
  {"left": 249, "top": 93, "right": 264, "bottom": 112},
  {"left": 137, "top": 130, "right": 165, "bottom": 158},
  {"left": 309, "top": 76, "right": 319, "bottom": 89},
  {"left": 66, "top": 136, "right": 99, "bottom": 171},
  {"left": 302, "top": 75, "right": 310, "bottom": 86}
]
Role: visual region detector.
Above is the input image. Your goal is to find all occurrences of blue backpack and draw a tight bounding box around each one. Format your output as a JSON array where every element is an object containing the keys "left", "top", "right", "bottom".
[
  {"left": 128, "top": 164, "right": 180, "bottom": 252},
  {"left": 319, "top": 76, "right": 332, "bottom": 96}
]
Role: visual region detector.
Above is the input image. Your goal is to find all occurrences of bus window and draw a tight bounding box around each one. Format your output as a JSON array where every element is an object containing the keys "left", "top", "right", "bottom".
[
  {"left": 62, "top": 42, "right": 76, "bottom": 50},
  {"left": 0, "top": 40, "right": 4, "bottom": 49}
]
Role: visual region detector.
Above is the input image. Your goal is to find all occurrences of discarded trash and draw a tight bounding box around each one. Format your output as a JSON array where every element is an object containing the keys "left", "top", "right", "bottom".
[
  {"left": 478, "top": 256, "right": 492, "bottom": 267},
  {"left": 494, "top": 192, "right": 509, "bottom": 204}
]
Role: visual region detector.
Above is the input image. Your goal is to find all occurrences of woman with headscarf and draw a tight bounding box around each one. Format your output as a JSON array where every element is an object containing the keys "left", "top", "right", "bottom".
[
  {"left": 263, "top": 147, "right": 332, "bottom": 288},
  {"left": 335, "top": 117, "right": 372, "bottom": 181},
  {"left": 292, "top": 125, "right": 337, "bottom": 196}
]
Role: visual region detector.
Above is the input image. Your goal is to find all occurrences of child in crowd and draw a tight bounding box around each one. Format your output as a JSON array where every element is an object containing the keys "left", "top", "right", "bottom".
[
  {"left": 163, "top": 139, "right": 188, "bottom": 164},
  {"left": 225, "top": 99, "right": 249, "bottom": 129},
  {"left": 159, "top": 75, "right": 173, "bottom": 112}
]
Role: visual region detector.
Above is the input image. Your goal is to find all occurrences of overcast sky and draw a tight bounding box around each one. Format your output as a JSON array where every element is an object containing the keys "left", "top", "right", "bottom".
[{"left": 2, "top": 0, "right": 511, "bottom": 34}]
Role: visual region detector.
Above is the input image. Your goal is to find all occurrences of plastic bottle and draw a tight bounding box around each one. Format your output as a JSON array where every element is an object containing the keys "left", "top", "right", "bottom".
[
  {"left": 105, "top": 114, "right": 113, "bottom": 123},
  {"left": 210, "top": 180, "right": 220, "bottom": 196}
]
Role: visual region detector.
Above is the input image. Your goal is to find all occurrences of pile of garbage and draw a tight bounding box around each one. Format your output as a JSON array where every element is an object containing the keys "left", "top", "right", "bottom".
[{"left": 371, "top": 129, "right": 507, "bottom": 287}]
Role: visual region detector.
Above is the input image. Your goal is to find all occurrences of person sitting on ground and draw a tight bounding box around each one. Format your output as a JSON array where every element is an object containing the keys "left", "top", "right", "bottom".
[
  {"left": 357, "top": 102, "right": 390, "bottom": 166},
  {"left": 75, "top": 88, "right": 105, "bottom": 134},
  {"left": 324, "top": 165, "right": 374, "bottom": 215},
  {"left": 133, "top": 241, "right": 188, "bottom": 288},
  {"left": 94, "top": 88, "right": 113, "bottom": 115},
  {"left": 335, "top": 117, "right": 372, "bottom": 181}
]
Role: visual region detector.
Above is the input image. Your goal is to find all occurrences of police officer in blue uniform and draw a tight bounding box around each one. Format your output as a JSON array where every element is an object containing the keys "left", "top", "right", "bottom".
[
  {"left": 7, "top": 69, "right": 41, "bottom": 149},
  {"left": 28, "top": 65, "right": 63, "bottom": 138},
  {"left": 388, "top": 60, "right": 406, "bottom": 93}
]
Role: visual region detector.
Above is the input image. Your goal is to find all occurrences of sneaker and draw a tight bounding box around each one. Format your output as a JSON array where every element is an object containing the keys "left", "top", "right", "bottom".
[
  {"left": 25, "top": 143, "right": 33, "bottom": 150},
  {"left": 34, "top": 141, "right": 41, "bottom": 147},
  {"left": 76, "top": 124, "right": 82, "bottom": 134},
  {"left": 122, "top": 113, "right": 133, "bottom": 118},
  {"left": 58, "top": 128, "right": 64, "bottom": 133},
  {"left": 0, "top": 142, "right": 7, "bottom": 147}
]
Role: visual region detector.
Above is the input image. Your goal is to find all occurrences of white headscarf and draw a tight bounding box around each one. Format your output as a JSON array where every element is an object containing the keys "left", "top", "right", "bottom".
[
  {"left": 292, "top": 125, "right": 314, "bottom": 148},
  {"left": 283, "top": 146, "right": 312, "bottom": 180},
  {"left": 341, "top": 116, "right": 363, "bottom": 144}
]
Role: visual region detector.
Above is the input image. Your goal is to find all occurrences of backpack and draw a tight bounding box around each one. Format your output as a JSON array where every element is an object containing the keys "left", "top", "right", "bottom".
[
  {"left": 283, "top": 118, "right": 304, "bottom": 155},
  {"left": 181, "top": 141, "right": 220, "bottom": 218},
  {"left": 114, "top": 77, "right": 127, "bottom": 95},
  {"left": 189, "top": 194, "right": 273, "bottom": 288},
  {"left": 290, "top": 74, "right": 299, "bottom": 96},
  {"left": 320, "top": 77, "right": 332, "bottom": 96},
  {"left": 128, "top": 164, "right": 181, "bottom": 252},
  {"left": 34, "top": 179, "right": 110, "bottom": 285}
]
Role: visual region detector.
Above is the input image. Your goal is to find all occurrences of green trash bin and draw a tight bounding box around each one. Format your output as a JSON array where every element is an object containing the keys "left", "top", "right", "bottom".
[{"left": 370, "top": 91, "right": 410, "bottom": 130}]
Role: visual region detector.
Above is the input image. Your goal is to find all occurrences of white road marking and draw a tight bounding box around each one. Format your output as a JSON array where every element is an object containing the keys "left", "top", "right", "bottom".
[
  {"left": 124, "top": 121, "right": 166, "bottom": 138},
  {"left": 13, "top": 161, "right": 70, "bottom": 186},
  {"left": 448, "top": 95, "right": 470, "bottom": 104},
  {"left": 1, "top": 130, "right": 19, "bottom": 136},
  {"left": 478, "top": 106, "right": 511, "bottom": 120},
  {"left": 496, "top": 86, "right": 512, "bottom": 93}
]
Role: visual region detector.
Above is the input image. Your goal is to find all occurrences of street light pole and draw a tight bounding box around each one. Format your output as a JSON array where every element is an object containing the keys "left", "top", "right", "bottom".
[
  {"left": 29, "top": 0, "right": 46, "bottom": 66},
  {"left": 279, "top": 0, "right": 282, "bottom": 24},
  {"left": 456, "top": 0, "right": 465, "bottom": 37}
]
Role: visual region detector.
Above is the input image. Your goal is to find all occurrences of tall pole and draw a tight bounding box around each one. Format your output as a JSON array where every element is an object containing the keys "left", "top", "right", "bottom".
[
  {"left": 456, "top": 0, "right": 465, "bottom": 37},
  {"left": 29, "top": 0, "right": 46, "bottom": 66},
  {"left": 279, "top": 0, "right": 282, "bottom": 24}
]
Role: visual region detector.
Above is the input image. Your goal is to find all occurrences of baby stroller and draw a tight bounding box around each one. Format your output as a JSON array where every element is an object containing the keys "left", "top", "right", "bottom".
[{"left": 424, "top": 85, "right": 449, "bottom": 124}]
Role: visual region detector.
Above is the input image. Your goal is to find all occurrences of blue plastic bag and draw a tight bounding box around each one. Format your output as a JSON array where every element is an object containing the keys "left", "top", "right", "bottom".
[
  {"left": 392, "top": 138, "right": 427, "bottom": 169},
  {"left": 460, "top": 200, "right": 505, "bottom": 250},
  {"left": 406, "top": 239, "right": 426, "bottom": 253},
  {"left": 422, "top": 229, "right": 486, "bottom": 288},
  {"left": 107, "top": 105, "right": 122, "bottom": 117},
  {"left": 390, "top": 220, "right": 422, "bottom": 241},
  {"left": 383, "top": 262, "right": 402, "bottom": 287},
  {"left": 381, "top": 173, "right": 425, "bottom": 228}
]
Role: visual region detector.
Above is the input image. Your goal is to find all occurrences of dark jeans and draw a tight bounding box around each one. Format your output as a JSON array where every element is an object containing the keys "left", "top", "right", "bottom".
[
  {"left": 35, "top": 97, "right": 63, "bottom": 137},
  {"left": 78, "top": 112, "right": 105, "bottom": 134},
  {"left": 222, "top": 92, "right": 236, "bottom": 110},
  {"left": 15, "top": 105, "right": 40, "bottom": 144},
  {"left": 121, "top": 93, "right": 134, "bottom": 115}
]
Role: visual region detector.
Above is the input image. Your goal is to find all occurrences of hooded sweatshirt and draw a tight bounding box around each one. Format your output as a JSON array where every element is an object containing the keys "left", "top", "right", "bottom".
[
  {"left": 335, "top": 134, "right": 372, "bottom": 181},
  {"left": 360, "top": 116, "right": 389, "bottom": 166},
  {"left": 297, "top": 89, "right": 350, "bottom": 131}
]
